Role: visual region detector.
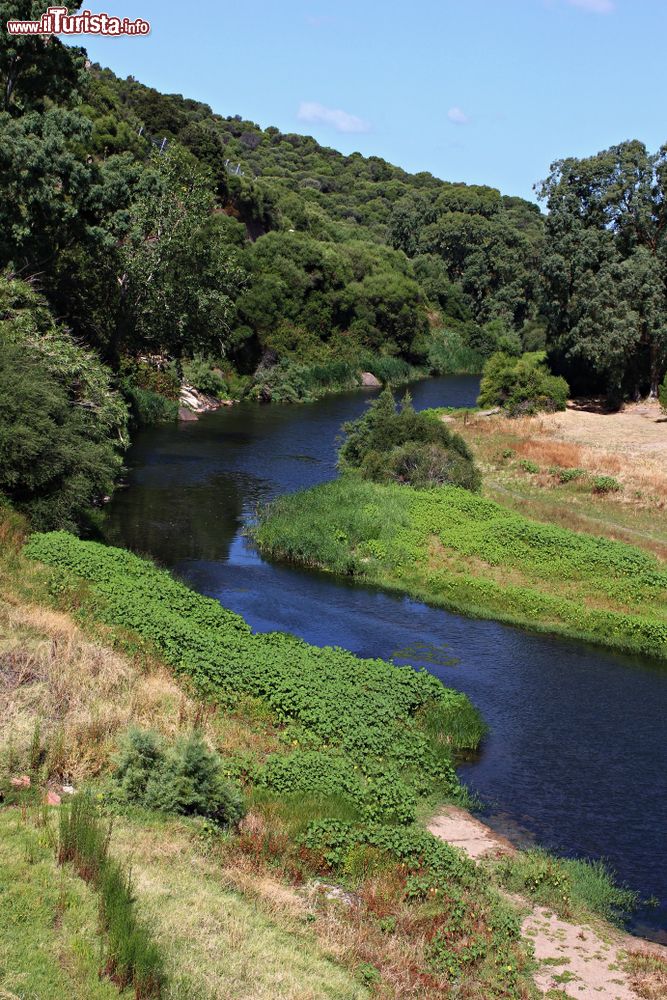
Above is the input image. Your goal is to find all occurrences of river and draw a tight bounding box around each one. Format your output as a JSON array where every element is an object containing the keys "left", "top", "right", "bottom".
[{"left": 103, "top": 375, "right": 667, "bottom": 940}]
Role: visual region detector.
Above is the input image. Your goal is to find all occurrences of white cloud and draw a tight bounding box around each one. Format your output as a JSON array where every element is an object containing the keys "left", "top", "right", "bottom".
[
  {"left": 297, "top": 101, "right": 370, "bottom": 134},
  {"left": 447, "top": 106, "right": 470, "bottom": 125},
  {"left": 566, "top": 0, "right": 614, "bottom": 12}
]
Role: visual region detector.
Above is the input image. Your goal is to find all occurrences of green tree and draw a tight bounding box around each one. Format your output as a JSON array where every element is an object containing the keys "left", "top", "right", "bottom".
[
  {"left": 0, "top": 1, "right": 84, "bottom": 114},
  {"left": 116, "top": 148, "right": 246, "bottom": 358},
  {"left": 0, "top": 275, "right": 128, "bottom": 531},
  {"left": 539, "top": 141, "right": 667, "bottom": 401}
]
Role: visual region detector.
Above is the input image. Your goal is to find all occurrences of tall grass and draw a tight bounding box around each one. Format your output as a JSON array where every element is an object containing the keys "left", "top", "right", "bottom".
[
  {"left": 495, "top": 849, "right": 637, "bottom": 925},
  {"left": 58, "top": 792, "right": 165, "bottom": 998}
]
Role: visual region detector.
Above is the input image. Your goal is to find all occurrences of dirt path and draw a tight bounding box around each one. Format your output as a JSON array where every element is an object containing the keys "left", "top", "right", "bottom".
[{"left": 428, "top": 807, "right": 666, "bottom": 999}]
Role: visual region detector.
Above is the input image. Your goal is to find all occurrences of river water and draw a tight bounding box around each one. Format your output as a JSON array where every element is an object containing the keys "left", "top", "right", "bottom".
[{"left": 104, "top": 375, "right": 667, "bottom": 939}]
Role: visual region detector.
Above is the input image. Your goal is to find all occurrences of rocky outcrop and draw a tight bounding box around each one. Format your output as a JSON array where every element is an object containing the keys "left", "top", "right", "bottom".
[
  {"left": 178, "top": 383, "right": 235, "bottom": 421},
  {"left": 360, "top": 371, "right": 381, "bottom": 387}
]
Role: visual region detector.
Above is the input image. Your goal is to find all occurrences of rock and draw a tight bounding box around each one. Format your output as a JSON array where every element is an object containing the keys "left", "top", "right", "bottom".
[
  {"left": 10, "top": 775, "right": 30, "bottom": 788},
  {"left": 61, "top": 785, "right": 76, "bottom": 795},
  {"left": 178, "top": 406, "right": 198, "bottom": 422},
  {"left": 360, "top": 371, "right": 381, "bottom": 387},
  {"left": 477, "top": 407, "right": 501, "bottom": 417},
  {"left": 45, "top": 790, "right": 61, "bottom": 806}
]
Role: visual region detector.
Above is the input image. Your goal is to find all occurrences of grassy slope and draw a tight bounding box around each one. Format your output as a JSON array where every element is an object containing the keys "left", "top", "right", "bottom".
[
  {"left": 254, "top": 477, "right": 667, "bottom": 660},
  {"left": 0, "top": 809, "right": 120, "bottom": 1000},
  {"left": 0, "top": 510, "right": 537, "bottom": 999}
]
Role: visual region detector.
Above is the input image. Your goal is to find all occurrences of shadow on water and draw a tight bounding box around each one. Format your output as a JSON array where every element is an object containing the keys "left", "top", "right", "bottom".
[{"left": 103, "top": 375, "right": 667, "bottom": 939}]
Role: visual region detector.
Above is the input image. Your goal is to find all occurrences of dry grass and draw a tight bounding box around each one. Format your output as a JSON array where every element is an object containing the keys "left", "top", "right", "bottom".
[
  {"left": 469, "top": 405, "right": 667, "bottom": 503},
  {"left": 111, "top": 816, "right": 369, "bottom": 1000},
  {"left": 0, "top": 600, "right": 210, "bottom": 780},
  {"left": 625, "top": 949, "right": 667, "bottom": 999}
]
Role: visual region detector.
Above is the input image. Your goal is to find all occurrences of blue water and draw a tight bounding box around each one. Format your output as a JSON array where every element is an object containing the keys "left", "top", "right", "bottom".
[{"left": 104, "top": 375, "right": 667, "bottom": 941}]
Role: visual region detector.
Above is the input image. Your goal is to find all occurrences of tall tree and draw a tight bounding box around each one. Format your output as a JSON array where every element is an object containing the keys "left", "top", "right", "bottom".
[{"left": 539, "top": 141, "right": 667, "bottom": 401}]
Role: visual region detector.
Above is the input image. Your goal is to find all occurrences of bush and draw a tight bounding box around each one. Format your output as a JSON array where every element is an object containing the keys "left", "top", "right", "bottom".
[
  {"left": 556, "top": 467, "right": 586, "bottom": 484},
  {"left": 519, "top": 459, "right": 539, "bottom": 474},
  {"left": 114, "top": 729, "right": 245, "bottom": 827},
  {"left": 340, "top": 389, "right": 481, "bottom": 491},
  {"left": 182, "top": 356, "right": 227, "bottom": 397},
  {"left": 592, "top": 475, "right": 622, "bottom": 495},
  {"left": 425, "top": 326, "right": 484, "bottom": 376},
  {"left": 478, "top": 351, "right": 569, "bottom": 416},
  {"left": 122, "top": 382, "right": 178, "bottom": 428},
  {"left": 660, "top": 374, "right": 667, "bottom": 412}
]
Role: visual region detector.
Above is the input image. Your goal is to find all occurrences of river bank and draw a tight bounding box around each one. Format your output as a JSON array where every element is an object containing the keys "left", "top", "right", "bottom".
[
  {"left": 253, "top": 476, "right": 667, "bottom": 661},
  {"left": 98, "top": 375, "right": 667, "bottom": 940},
  {"left": 428, "top": 807, "right": 667, "bottom": 999}
]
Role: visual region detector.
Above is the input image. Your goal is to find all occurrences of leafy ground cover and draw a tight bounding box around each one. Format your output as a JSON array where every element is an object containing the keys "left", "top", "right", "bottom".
[{"left": 254, "top": 477, "right": 667, "bottom": 660}]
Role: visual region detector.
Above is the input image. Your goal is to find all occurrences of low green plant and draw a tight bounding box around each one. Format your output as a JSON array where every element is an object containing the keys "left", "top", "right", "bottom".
[
  {"left": 555, "top": 467, "right": 586, "bottom": 484},
  {"left": 519, "top": 459, "right": 540, "bottom": 474},
  {"left": 592, "top": 475, "right": 622, "bottom": 494},
  {"left": 494, "top": 849, "right": 637, "bottom": 924}
]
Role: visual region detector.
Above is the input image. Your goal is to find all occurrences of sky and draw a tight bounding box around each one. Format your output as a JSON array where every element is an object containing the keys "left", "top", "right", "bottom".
[{"left": 61, "top": 0, "right": 666, "bottom": 203}]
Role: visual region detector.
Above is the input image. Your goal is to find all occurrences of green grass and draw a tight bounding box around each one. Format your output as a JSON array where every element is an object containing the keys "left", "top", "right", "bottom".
[
  {"left": 108, "top": 813, "right": 371, "bottom": 1000},
  {"left": 0, "top": 807, "right": 120, "bottom": 1000},
  {"left": 254, "top": 477, "right": 667, "bottom": 660},
  {"left": 493, "top": 850, "right": 637, "bottom": 925}
]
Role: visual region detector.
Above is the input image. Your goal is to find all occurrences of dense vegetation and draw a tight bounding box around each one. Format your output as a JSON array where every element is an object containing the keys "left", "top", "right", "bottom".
[
  {"left": 338, "top": 388, "right": 481, "bottom": 490},
  {"left": 256, "top": 476, "right": 667, "bottom": 659},
  {"left": 2, "top": 6, "right": 666, "bottom": 529},
  {"left": 24, "top": 530, "right": 484, "bottom": 821},
  {"left": 477, "top": 350, "right": 569, "bottom": 415},
  {"left": 540, "top": 141, "right": 667, "bottom": 403}
]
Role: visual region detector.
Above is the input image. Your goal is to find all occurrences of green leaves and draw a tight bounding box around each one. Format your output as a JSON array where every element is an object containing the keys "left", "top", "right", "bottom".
[{"left": 24, "top": 530, "right": 478, "bottom": 817}]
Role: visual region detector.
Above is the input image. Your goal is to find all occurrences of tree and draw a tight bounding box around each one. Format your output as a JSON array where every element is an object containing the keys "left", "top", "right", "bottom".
[
  {"left": 539, "top": 141, "right": 667, "bottom": 401},
  {"left": 116, "top": 148, "right": 246, "bottom": 358},
  {"left": 0, "top": 275, "right": 128, "bottom": 531},
  {"left": 0, "top": 1, "right": 84, "bottom": 114},
  {"left": 339, "top": 389, "right": 481, "bottom": 491}
]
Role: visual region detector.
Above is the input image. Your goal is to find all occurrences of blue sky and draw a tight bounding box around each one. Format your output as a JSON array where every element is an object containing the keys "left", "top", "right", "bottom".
[{"left": 64, "top": 0, "right": 665, "bottom": 202}]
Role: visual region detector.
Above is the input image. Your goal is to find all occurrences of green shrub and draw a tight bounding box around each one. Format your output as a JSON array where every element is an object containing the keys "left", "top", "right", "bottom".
[
  {"left": 592, "top": 475, "right": 622, "bottom": 494},
  {"left": 478, "top": 351, "right": 569, "bottom": 415},
  {"left": 519, "top": 459, "right": 539, "bottom": 474},
  {"left": 182, "top": 356, "right": 227, "bottom": 397},
  {"left": 425, "top": 327, "right": 484, "bottom": 375},
  {"left": 114, "top": 729, "right": 245, "bottom": 827},
  {"left": 660, "top": 373, "right": 667, "bottom": 412},
  {"left": 556, "top": 467, "right": 586, "bottom": 484},
  {"left": 340, "top": 389, "right": 481, "bottom": 492},
  {"left": 495, "top": 850, "right": 636, "bottom": 925},
  {"left": 122, "top": 382, "right": 179, "bottom": 428}
]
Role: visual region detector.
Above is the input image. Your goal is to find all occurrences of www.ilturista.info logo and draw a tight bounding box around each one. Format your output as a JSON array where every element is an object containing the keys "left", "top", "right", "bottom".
[{"left": 6, "top": 6, "right": 150, "bottom": 35}]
